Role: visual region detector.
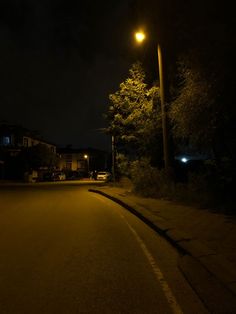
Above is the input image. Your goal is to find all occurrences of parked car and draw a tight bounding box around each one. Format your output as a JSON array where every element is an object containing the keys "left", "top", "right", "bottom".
[
  {"left": 43, "top": 171, "right": 66, "bottom": 181},
  {"left": 53, "top": 171, "right": 66, "bottom": 181},
  {"left": 96, "top": 171, "right": 111, "bottom": 181}
]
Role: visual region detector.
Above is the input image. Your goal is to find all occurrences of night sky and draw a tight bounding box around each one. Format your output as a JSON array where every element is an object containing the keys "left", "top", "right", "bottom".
[
  {"left": 0, "top": 0, "right": 234, "bottom": 151},
  {"left": 0, "top": 0, "right": 137, "bottom": 150}
]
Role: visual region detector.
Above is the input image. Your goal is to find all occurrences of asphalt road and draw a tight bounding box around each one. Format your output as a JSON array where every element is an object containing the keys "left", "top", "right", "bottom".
[{"left": 0, "top": 183, "right": 208, "bottom": 313}]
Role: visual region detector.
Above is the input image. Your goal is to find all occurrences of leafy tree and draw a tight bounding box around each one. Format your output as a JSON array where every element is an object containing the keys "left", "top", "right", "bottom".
[
  {"left": 106, "top": 62, "right": 162, "bottom": 163},
  {"left": 169, "top": 45, "right": 236, "bottom": 164}
]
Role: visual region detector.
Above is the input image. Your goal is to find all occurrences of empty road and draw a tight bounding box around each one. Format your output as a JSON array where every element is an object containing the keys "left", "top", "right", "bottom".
[{"left": 0, "top": 183, "right": 208, "bottom": 313}]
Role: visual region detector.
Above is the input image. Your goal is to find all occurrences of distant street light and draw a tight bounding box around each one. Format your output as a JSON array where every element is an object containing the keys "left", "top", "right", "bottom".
[
  {"left": 84, "top": 154, "right": 90, "bottom": 174},
  {"left": 134, "top": 30, "right": 170, "bottom": 171}
]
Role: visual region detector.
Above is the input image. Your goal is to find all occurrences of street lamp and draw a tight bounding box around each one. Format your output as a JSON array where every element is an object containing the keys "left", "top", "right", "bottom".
[
  {"left": 84, "top": 154, "right": 90, "bottom": 174},
  {"left": 134, "top": 30, "right": 170, "bottom": 171},
  {"left": 135, "top": 31, "right": 146, "bottom": 43}
]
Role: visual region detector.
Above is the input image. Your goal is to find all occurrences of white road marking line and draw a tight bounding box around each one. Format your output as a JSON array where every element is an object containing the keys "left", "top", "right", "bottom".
[{"left": 119, "top": 213, "right": 183, "bottom": 314}]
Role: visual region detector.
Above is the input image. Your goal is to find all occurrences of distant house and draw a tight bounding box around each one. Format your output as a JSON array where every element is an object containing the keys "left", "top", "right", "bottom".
[
  {"left": 58, "top": 147, "right": 109, "bottom": 174},
  {"left": 0, "top": 123, "right": 57, "bottom": 179},
  {"left": 0, "top": 123, "right": 56, "bottom": 155},
  {"left": 57, "top": 148, "right": 86, "bottom": 172}
]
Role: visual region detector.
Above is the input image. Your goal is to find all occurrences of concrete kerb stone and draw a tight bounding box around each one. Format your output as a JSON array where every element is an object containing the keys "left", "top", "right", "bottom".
[
  {"left": 89, "top": 188, "right": 188, "bottom": 255},
  {"left": 89, "top": 187, "right": 236, "bottom": 311}
]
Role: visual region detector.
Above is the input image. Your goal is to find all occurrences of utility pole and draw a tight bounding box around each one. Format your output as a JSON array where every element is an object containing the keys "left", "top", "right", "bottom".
[
  {"left": 111, "top": 135, "right": 116, "bottom": 181},
  {"left": 157, "top": 43, "right": 170, "bottom": 171}
]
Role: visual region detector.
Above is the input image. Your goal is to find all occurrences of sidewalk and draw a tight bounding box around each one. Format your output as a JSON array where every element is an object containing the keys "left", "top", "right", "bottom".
[{"left": 89, "top": 184, "right": 236, "bottom": 313}]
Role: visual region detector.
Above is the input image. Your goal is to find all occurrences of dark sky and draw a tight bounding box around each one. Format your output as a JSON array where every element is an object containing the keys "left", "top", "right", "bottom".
[
  {"left": 0, "top": 0, "right": 234, "bottom": 151},
  {"left": 0, "top": 0, "right": 138, "bottom": 151}
]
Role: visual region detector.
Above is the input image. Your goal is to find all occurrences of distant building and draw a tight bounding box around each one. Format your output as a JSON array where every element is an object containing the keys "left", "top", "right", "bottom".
[
  {"left": 0, "top": 123, "right": 57, "bottom": 179},
  {"left": 58, "top": 148, "right": 86, "bottom": 172},
  {"left": 0, "top": 123, "right": 56, "bottom": 155},
  {"left": 58, "top": 146, "right": 109, "bottom": 174}
]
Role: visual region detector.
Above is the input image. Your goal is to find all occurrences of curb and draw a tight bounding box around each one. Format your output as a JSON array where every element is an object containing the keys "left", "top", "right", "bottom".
[
  {"left": 89, "top": 188, "right": 187, "bottom": 255},
  {"left": 89, "top": 188, "right": 236, "bottom": 313}
]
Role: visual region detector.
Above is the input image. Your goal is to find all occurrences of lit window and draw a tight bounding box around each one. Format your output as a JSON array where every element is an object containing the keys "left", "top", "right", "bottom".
[{"left": 3, "top": 136, "right": 10, "bottom": 145}]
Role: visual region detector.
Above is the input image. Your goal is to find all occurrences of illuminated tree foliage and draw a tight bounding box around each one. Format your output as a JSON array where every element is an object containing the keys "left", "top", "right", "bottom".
[{"left": 106, "top": 62, "right": 162, "bottom": 160}]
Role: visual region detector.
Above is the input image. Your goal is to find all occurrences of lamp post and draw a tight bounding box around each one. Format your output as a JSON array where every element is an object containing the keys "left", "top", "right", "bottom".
[
  {"left": 111, "top": 135, "right": 116, "bottom": 181},
  {"left": 84, "top": 154, "right": 90, "bottom": 175},
  {"left": 135, "top": 31, "right": 170, "bottom": 171},
  {"left": 157, "top": 43, "right": 169, "bottom": 170}
]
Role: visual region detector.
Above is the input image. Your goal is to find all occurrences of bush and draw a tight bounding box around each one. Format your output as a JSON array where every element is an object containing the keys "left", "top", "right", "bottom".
[
  {"left": 121, "top": 157, "right": 234, "bottom": 213},
  {"left": 116, "top": 153, "right": 131, "bottom": 178},
  {"left": 130, "top": 158, "right": 173, "bottom": 198}
]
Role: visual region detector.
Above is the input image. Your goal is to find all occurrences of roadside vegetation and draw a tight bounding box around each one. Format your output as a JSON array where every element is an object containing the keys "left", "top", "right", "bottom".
[{"left": 105, "top": 54, "right": 235, "bottom": 213}]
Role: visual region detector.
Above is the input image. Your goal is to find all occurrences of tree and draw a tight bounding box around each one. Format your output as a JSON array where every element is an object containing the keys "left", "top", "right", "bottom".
[
  {"left": 106, "top": 62, "right": 162, "bottom": 163},
  {"left": 169, "top": 44, "right": 236, "bottom": 164}
]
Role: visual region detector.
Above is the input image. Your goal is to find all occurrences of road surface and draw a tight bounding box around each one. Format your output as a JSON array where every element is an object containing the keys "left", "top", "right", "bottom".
[{"left": 0, "top": 183, "right": 208, "bottom": 313}]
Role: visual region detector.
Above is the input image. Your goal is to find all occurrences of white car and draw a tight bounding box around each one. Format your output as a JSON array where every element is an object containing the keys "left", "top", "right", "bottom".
[
  {"left": 96, "top": 171, "right": 111, "bottom": 181},
  {"left": 53, "top": 171, "right": 66, "bottom": 181}
]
